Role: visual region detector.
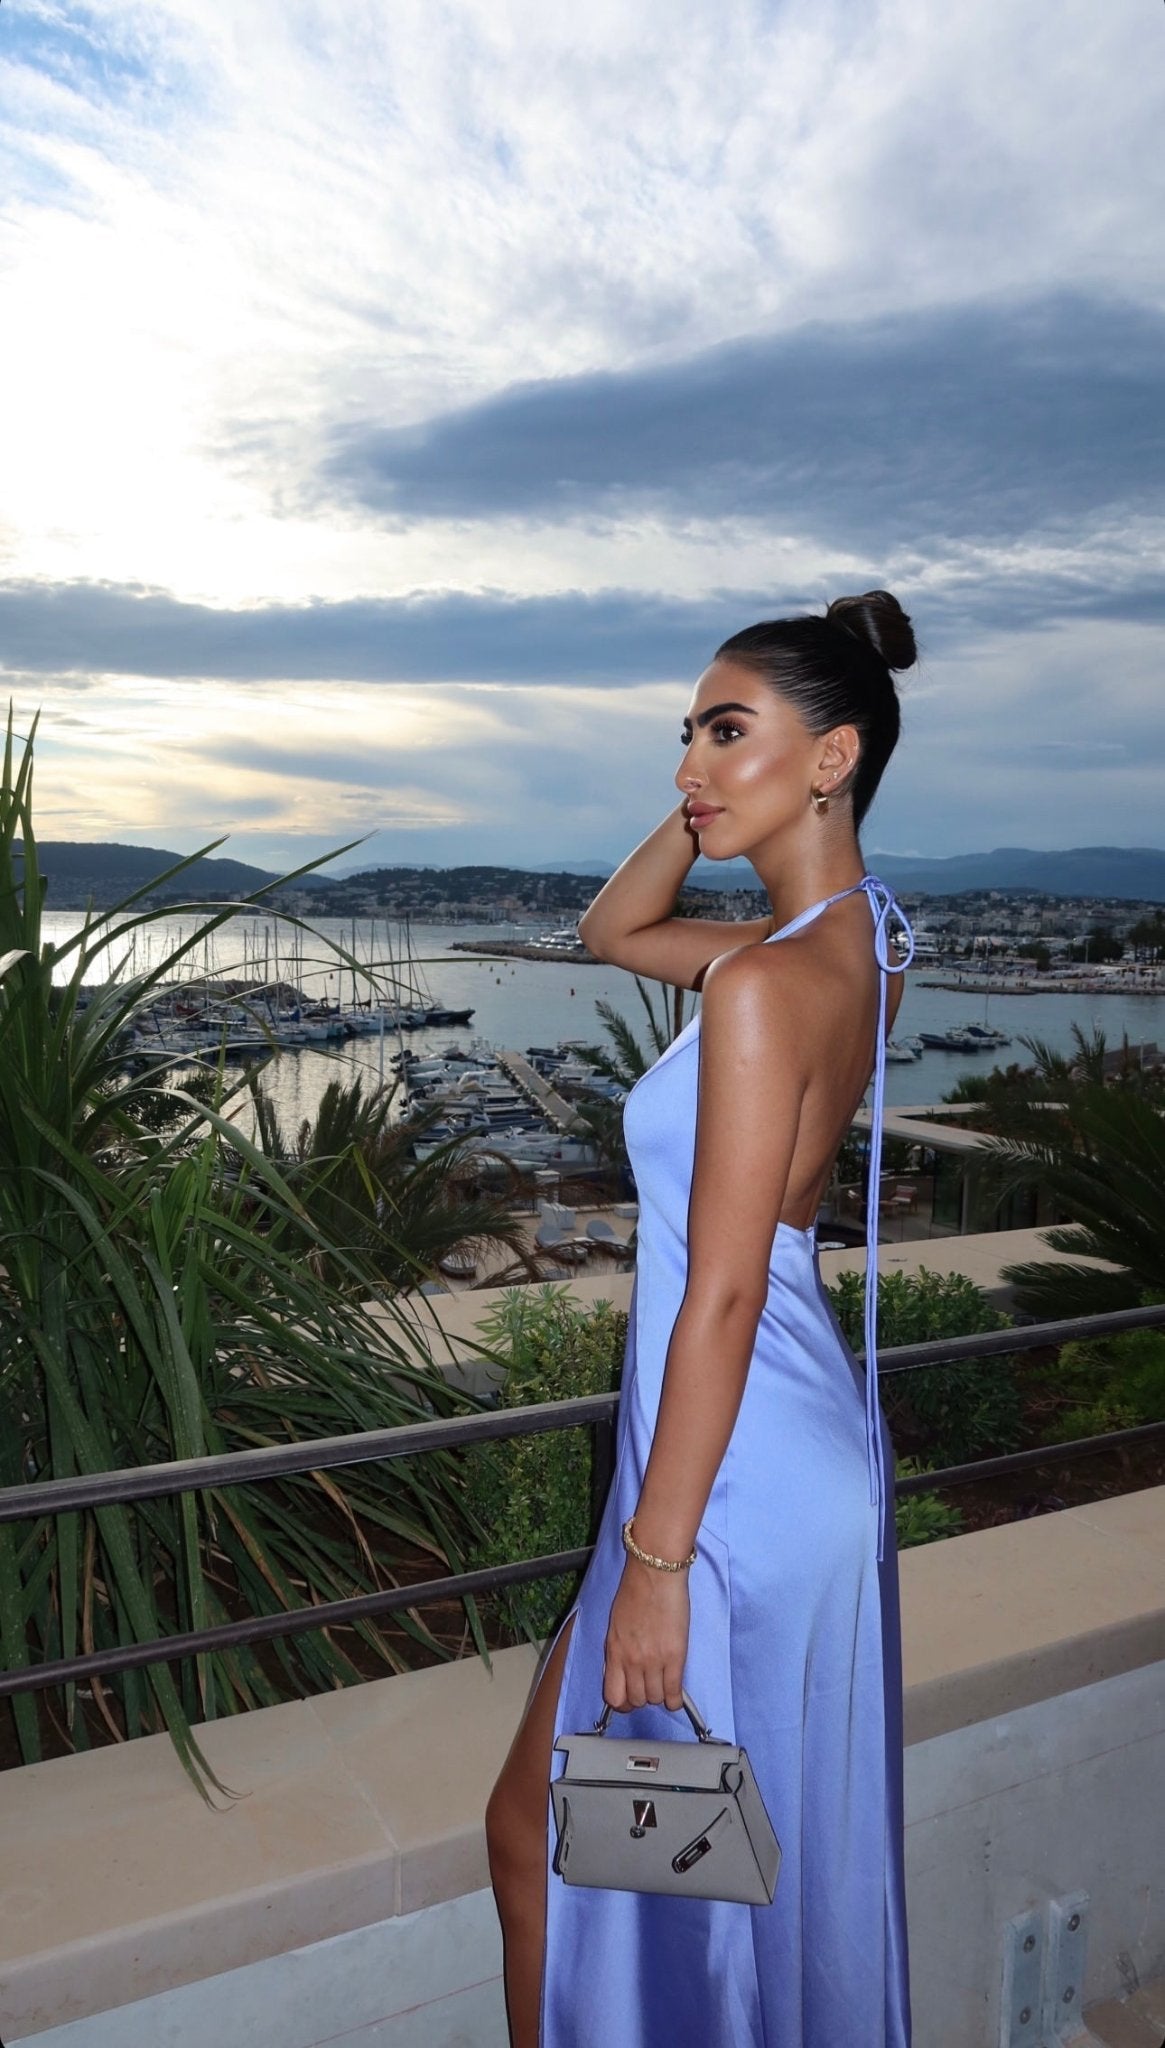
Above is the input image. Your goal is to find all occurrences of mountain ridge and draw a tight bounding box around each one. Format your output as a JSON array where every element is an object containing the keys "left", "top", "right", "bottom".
[
  {"left": 18, "top": 841, "right": 1165, "bottom": 907},
  {"left": 13, "top": 840, "right": 325, "bottom": 906},
  {"left": 541, "top": 846, "right": 1165, "bottom": 900}
]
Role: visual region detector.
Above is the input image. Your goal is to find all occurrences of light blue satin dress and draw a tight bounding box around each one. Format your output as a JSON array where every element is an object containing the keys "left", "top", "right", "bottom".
[{"left": 541, "top": 875, "right": 914, "bottom": 2046}]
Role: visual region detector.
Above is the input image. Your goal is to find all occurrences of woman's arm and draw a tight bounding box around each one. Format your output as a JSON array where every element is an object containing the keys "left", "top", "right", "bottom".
[
  {"left": 577, "top": 803, "right": 773, "bottom": 991},
  {"left": 602, "top": 940, "right": 812, "bottom": 1712}
]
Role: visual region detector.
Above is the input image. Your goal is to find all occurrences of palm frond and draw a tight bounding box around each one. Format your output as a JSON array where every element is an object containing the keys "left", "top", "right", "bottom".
[
  {"left": 0, "top": 706, "right": 503, "bottom": 1800},
  {"left": 980, "top": 1079, "right": 1165, "bottom": 1315}
]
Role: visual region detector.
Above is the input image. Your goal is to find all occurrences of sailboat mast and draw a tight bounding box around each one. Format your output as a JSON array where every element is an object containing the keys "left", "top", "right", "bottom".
[{"left": 404, "top": 912, "right": 432, "bottom": 1012}]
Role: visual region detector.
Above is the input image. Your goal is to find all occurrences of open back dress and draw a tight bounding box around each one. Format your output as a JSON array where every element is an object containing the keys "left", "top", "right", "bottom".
[{"left": 540, "top": 874, "right": 914, "bottom": 2047}]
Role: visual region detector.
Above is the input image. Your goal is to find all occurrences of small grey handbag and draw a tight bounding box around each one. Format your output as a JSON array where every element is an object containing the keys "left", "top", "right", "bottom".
[{"left": 551, "top": 1690, "right": 781, "bottom": 1906}]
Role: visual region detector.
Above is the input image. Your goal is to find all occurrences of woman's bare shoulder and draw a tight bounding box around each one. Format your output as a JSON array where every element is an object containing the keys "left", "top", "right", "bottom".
[
  {"left": 700, "top": 911, "right": 894, "bottom": 1061},
  {"left": 698, "top": 935, "right": 822, "bottom": 1077}
]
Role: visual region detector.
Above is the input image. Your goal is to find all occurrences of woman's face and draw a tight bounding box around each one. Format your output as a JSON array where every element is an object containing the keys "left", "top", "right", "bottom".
[{"left": 674, "top": 658, "right": 852, "bottom": 861}]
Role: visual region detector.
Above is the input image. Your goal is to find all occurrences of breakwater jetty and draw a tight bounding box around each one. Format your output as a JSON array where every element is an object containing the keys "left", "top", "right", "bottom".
[
  {"left": 449, "top": 938, "right": 594, "bottom": 964},
  {"left": 919, "top": 973, "right": 1165, "bottom": 996}
]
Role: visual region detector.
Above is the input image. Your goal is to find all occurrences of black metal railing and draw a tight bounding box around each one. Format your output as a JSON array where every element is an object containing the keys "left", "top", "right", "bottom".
[{"left": 2, "top": 1301, "right": 1163, "bottom": 1700}]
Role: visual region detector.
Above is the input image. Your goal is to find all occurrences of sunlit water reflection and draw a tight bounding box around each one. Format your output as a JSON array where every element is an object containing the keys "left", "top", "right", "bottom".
[{"left": 42, "top": 912, "right": 1165, "bottom": 1127}]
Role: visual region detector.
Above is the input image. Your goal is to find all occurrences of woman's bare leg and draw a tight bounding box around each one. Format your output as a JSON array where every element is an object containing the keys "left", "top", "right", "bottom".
[{"left": 486, "top": 1612, "right": 577, "bottom": 2048}]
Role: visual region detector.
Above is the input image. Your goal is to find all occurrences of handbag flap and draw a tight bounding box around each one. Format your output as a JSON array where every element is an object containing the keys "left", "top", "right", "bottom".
[{"left": 554, "top": 1729, "right": 739, "bottom": 1791}]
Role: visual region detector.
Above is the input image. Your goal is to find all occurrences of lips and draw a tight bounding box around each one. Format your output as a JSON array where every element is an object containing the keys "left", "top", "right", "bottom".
[{"left": 688, "top": 806, "right": 723, "bottom": 829}]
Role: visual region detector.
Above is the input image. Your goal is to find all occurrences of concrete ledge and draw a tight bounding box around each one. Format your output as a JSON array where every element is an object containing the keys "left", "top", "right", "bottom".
[
  {"left": 8, "top": 1892, "right": 511, "bottom": 2048},
  {"left": 0, "top": 1647, "right": 539, "bottom": 2038},
  {"left": 400, "top": 1225, "right": 1117, "bottom": 1359},
  {"left": 900, "top": 1486, "right": 1165, "bottom": 1743},
  {"left": 849, "top": 1223, "right": 1119, "bottom": 1307},
  {"left": 2, "top": 1488, "right": 1163, "bottom": 2041}
]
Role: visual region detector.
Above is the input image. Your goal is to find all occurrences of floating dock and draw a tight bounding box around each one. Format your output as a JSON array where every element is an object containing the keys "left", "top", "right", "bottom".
[{"left": 492, "top": 1047, "right": 586, "bottom": 1132}]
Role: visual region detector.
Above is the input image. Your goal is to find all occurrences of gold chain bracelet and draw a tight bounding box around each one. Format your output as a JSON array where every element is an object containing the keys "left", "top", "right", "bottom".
[{"left": 621, "top": 1515, "right": 696, "bottom": 1572}]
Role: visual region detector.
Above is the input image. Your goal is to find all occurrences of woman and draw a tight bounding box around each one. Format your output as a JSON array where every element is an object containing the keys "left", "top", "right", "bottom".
[{"left": 486, "top": 591, "right": 917, "bottom": 2046}]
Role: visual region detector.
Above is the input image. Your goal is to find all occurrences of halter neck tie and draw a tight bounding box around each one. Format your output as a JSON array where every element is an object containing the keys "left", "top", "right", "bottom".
[{"left": 852, "top": 875, "right": 915, "bottom": 1561}]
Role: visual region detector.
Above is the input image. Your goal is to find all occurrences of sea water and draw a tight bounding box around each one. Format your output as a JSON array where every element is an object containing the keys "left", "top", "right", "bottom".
[{"left": 41, "top": 912, "right": 1165, "bottom": 1126}]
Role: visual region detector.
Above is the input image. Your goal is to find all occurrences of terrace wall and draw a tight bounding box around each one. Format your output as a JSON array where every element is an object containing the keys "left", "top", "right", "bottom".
[{"left": 2, "top": 1487, "right": 1163, "bottom": 2048}]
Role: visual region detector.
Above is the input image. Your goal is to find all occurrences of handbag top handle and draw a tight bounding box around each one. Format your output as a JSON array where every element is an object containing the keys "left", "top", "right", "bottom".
[{"left": 592, "top": 1689, "right": 716, "bottom": 1742}]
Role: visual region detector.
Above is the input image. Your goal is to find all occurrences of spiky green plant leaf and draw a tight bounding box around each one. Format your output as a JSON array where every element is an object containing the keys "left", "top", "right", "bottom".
[{"left": 0, "top": 706, "right": 508, "bottom": 1800}]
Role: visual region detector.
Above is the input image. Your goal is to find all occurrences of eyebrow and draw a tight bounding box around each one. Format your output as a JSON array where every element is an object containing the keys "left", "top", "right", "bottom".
[{"left": 680, "top": 700, "right": 759, "bottom": 731}]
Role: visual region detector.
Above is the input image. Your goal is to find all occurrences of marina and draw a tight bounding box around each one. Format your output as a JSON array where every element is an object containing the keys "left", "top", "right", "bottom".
[
  {"left": 127, "top": 982, "right": 475, "bottom": 1059},
  {"left": 42, "top": 911, "right": 1165, "bottom": 1129},
  {"left": 111, "top": 913, "right": 476, "bottom": 1061},
  {"left": 392, "top": 1039, "right": 604, "bottom": 1174}
]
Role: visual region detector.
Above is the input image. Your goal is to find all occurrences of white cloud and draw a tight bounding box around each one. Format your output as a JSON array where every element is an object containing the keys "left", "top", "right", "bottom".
[
  {"left": 17, "top": 611, "right": 1165, "bottom": 871},
  {"left": 1, "top": 0, "right": 1161, "bottom": 860}
]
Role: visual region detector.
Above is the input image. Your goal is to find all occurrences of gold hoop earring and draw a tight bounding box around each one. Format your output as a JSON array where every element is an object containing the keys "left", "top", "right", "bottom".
[{"left": 810, "top": 787, "right": 830, "bottom": 815}]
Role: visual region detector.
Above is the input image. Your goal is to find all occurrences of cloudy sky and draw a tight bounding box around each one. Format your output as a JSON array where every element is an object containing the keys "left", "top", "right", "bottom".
[{"left": 1, "top": 1, "right": 1161, "bottom": 875}]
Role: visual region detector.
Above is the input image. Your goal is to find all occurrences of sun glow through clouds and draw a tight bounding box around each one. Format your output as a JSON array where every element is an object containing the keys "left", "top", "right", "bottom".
[{"left": 1, "top": 0, "right": 1161, "bottom": 865}]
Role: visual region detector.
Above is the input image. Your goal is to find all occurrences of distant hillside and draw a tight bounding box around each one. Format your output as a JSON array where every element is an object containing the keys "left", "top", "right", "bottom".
[
  {"left": 23, "top": 841, "right": 1165, "bottom": 911},
  {"left": 667, "top": 846, "right": 1165, "bottom": 901},
  {"left": 15, "top": 841, "right": 303, "bottom": 909},
  {"left": 311, "top": 863, "right": 610, "bottom": 915},
  {"left": 348, "top": 864, "right": 601, "bottom": 890},
  {"left": 546, "top": 848, "right": 1165, "bottom": 900},
  {"left": 531, "top": 859, "right": 617, "bottom": 877},
  {"left": 864, "top": 846, "right": 1165, "bottom": 901}
]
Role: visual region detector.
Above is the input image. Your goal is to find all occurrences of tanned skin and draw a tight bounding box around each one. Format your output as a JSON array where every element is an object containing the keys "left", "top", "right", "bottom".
[{"left": 485, "top": 659, "right": 904, "bottom": 2045}]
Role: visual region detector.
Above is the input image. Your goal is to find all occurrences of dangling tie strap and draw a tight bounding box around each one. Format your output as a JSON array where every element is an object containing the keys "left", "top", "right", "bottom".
[{"left": 857, "top": 876, "right": 916, "bottom": 1561}]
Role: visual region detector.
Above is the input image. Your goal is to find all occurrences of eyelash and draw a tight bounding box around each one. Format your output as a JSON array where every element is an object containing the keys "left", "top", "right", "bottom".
[{"left": 679, "top": 719, "right": 746, "bottom": 747}]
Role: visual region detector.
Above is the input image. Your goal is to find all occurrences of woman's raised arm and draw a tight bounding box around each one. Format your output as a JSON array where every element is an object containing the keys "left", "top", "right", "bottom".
[
  {"left": 577, "top": 803, "right": 773, "bottom": 991},
  {"left": 601, "top": 940, "right": 813, "bottom": 1711}
]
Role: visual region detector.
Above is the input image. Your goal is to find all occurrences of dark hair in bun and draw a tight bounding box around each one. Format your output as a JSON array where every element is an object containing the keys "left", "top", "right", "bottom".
[{"left": 715, "top": 589, "right": 915, "bottom": 828}]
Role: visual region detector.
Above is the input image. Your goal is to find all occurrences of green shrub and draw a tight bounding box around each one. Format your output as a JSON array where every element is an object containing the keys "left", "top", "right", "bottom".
[
  {"left": 463, "top": 1286, "right": 627, "bottom": 1640},
  {"left": 892, "top": 1457, "right": 966, "bottom": 1547},
  {"left": 827, "top": 1266, "right": 1023, "bottom": 1468},
  {"left": 1044, "top": 1398, "right": 1140, "bottom": 1444},
  {"left": 466, "top": 1271, "right": 1012, "bottom": 1621},
  {"left": 1041, "top": 1325, "right": 1165, "bottom": 1440}
]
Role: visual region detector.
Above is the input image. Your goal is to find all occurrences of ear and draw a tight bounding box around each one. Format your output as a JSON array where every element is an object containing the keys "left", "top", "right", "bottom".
[{"left": 815, "top": 723, "right": 861, "bottom": 792}]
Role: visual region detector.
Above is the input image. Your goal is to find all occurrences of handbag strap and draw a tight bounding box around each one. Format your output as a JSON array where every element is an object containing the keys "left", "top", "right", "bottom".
[{"left": 593, "top": 1689, "right": 715, "bottom": 1741}]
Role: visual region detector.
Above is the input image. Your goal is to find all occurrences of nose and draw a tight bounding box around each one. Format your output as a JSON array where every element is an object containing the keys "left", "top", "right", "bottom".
[{"left": 675, "top": 757, "right": 703, "bottom": 795}]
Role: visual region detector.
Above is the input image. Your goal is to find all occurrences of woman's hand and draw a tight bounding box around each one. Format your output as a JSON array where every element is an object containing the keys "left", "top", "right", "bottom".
[{"left": 603, "top": 1555, "right": 690, "bottom": 1714}]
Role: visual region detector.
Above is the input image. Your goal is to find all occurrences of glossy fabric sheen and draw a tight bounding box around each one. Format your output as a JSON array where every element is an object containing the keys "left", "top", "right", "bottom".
[{"left": 541, "top": 877, "right": 914, "bottom": 2046}]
